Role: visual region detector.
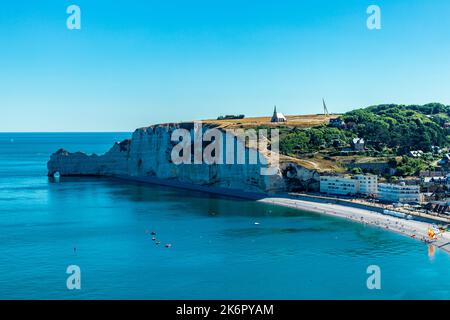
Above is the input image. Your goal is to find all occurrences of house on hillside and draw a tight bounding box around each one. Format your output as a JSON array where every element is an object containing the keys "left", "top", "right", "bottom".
[
  {"left": 431, "top": 145, "right": 443, "bottom": 155},
  {"left": 328, "top": 118, "right": 345, "bottom": 128},
  {"left": 351, "top": 138, "right": 365, "bottom": 151},
  {"left": 409, "top": 150, "right": 424, "bottom": 158},
  {"left": 420, "top": 170, "right": 448, "bottom": 178},
  {"left": 438, "top": 154, "right": 450, "bottom": 166}
]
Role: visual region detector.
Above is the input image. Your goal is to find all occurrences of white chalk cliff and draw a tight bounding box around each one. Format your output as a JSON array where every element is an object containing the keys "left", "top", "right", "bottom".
[{"left": 47, "top": 123, "right": 320, "bottom": 194}]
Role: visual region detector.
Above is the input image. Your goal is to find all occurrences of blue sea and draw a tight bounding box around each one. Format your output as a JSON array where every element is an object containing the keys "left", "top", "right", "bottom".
[{"left": 0, "top": 133, "right": 449, "bottom": 299}]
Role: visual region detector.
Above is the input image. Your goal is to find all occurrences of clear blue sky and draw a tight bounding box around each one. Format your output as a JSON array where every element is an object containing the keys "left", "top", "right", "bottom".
[{"left": 2, "top": 0, "right": 450, "bottom": 132}]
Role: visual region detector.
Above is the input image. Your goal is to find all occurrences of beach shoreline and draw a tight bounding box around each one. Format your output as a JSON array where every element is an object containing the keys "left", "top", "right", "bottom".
[
  {"left": 111, "top": 175, "right": 450, "bottom": 254},
  {"left": 259, "top": 196, "right": 450, "bottom": 254}
]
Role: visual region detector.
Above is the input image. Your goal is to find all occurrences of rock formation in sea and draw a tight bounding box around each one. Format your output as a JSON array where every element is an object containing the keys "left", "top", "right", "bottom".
[{"left": 47, "top": 123, "right": 320, "bottom": 194}]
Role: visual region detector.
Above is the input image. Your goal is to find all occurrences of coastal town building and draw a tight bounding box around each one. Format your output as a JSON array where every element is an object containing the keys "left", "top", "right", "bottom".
[
  {"left": 271, "top": 106, "right": 286, "bottom": 123},
  {"left": 409, "top": 150, "right": 424, "bottom": 158},
  {"left": 319, "top": 174, "right": 377, "bottom": 196},
  {"left": 328, "top": 118, "right": 345, "bottom": 128},
  {"left": 354, "top": 174, "right": 378, "bottom": 195},
  {"left": 377, "top": 182, "right": 422, "bottom": 203},
  {"left": 320, "top": 175, "right": 423, "bottom": 203},
  {"left": 431, "top": 145, "right": 443, "bottom": 155},
  {"left": 422, "top": 176, "right": 448, "bottom": 187},
  {"left": 422, "top": 176, "right": 448, "bottom": 196},
  {"left": 423, "top": 201, "right": 449, "bottom": 215},
  {"left": 420, "top": 170, "right": 448, "bottom": 178},
  {"left": 438, "top": 154, "right": 450, "bottom": 166},
  {"left": 351, "top": 138, "right": 365, "bottom": 151},
  {"left": 320, "top": 176, "right": 359, "bottom": 196}
]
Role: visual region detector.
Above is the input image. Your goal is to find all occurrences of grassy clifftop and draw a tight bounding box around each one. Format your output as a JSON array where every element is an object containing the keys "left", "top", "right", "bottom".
[
  {"left": 204, "top": 103, "right": 450, "bottom": 174},
  {"left": 204, "top": 114, "right": 339, "bottom": 129}
]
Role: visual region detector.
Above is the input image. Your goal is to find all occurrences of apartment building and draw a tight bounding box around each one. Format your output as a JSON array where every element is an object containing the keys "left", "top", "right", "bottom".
[
  {"left": 320, "top": 175, "right": 377, "bottom": 196},
  {"left": 377, "top": 182, "right": 422, "bottom": 203},
  {"left": 354, "top": 175, "right": 378, "bottom": 195}
]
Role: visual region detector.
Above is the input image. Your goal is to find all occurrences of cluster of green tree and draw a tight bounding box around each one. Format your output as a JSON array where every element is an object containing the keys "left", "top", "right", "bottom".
[
  {"left": 279, "top": 127, "right": 355, "bottom": 156},
  {"left": 341, "top": 104, "right": 448, "bottom": 154},
  {"left": 217, "top": 114, "right": 245, "bottom": 120},
  {"left": 430, "top": 113, "right": 450, "bottom": 127},
  {"left": 367, "top": 103, "right": 450, "bottom": 115},
  {"left": 395, "top": 156, "right": 429, "bottom": 176}
]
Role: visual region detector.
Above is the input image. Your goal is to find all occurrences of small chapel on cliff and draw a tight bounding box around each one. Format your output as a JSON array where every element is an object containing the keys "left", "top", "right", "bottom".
[{"left": 271, "top": 106, "right": 286, "bottom": 123}]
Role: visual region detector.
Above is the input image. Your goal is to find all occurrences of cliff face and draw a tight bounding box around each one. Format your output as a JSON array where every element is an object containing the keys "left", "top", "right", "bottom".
[{"left": 47, "top": 123, "right": 320, "bottom": 194}]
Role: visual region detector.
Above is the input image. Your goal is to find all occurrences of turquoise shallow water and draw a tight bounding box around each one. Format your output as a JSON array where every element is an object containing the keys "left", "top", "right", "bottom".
[{"left": 0, "top": 133, "right": 449, "bottom": 299}]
